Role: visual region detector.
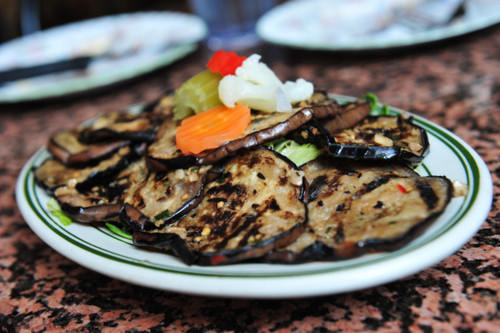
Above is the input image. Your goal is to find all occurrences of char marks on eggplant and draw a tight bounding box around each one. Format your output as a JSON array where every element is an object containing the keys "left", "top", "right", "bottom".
[
  {"left": 121, "top": 164, "right": 213, "bottom": 232},
  {"left": 133, "top": 147, "right": 308, "bottom": 265},
  {"left": 265, "top": 157, "right": 452, "bottom": 263}
]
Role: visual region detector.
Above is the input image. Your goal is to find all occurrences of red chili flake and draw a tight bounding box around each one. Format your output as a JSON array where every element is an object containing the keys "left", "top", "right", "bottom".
[
  {"left": 210, "top": 254, "right": 225, "bottom": 265},
  {"left": 397, "top": 184, "right": 407, "bottom": 194}
]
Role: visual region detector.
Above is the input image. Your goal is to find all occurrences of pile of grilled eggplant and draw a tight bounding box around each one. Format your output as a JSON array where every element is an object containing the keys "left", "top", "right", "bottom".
[{"left": 34, "top": 92, "right": 455, "bottom": 265}]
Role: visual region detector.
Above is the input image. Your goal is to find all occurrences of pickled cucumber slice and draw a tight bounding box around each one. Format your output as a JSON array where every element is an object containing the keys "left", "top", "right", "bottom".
[{"left": 173, "top": 70, "right": 223, "bottom": 120}]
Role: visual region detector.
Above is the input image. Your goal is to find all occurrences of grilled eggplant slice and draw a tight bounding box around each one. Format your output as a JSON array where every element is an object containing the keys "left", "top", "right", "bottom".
[
  {"left": 321, "top": 99, "right": 371, "bottom": 133},
  {"left": 79, "top": 95, "right": 174, "bottom": 144},
  {"left": 37, "top": 155, "right": 145, "bottom": 223},
  {"left": 79, "top": 112, "right": 158, "bottom": 143},
  {"left": 265, "top": 157, "right": 452, "bottom": 263},
  {"left": 120, "top": 164, "right": 213, "bottom": 232},
  {"left": 133, "top": 147, "right": 308, "bottom": 265},
  {"left": 146, "top": 115, "right": 198, "bottom": 171},
  {"left": 35, "top": 144, "right": 145, "bottom": 193},
  {"left": 304, "top": 115, "right": 429, "bottom": 166},
  {"left": 303, "top": 94, "right": 371, "bottom": 133},
  {"left": 47, "top": 129, "right": 130, "bottom": 166}
]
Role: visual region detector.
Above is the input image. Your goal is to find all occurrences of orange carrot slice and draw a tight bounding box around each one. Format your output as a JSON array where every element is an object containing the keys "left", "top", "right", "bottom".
[{"left": 175, "top": 103, "right": 251, "bottom": 155}]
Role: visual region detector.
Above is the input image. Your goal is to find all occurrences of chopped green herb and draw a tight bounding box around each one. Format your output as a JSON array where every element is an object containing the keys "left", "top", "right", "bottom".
[
  {"left": 250, "top": 238, "right": 264, "bottom": 246},
  {"left": 363, "top": 93, "right": 379, "bottom": 114},
  {"left": 164, "top": 179, "right": 171, "bottom": 186},
  {"left": 388, "top": 221, "right": 398, "bottom": 225},
  {"left": 47, "top": 198, "right": 72, "bottom": 226},
  {"left": 325, "top": 227, "right": 332, "bottom": 234},
  {"left": 363, "top": 93, "right": 393, "bottom": 116},
  {"left": 380, "top": 104, "right": 391, "bottom": 116},
  {"left": 105, "top": 222, "right": 133, "bottom": 240},
  {"left": 391, "top": 133, "right": 402, "bottom": 140},
  {"left": 154, "top": 209, "right": 171, "bottom": 221}
]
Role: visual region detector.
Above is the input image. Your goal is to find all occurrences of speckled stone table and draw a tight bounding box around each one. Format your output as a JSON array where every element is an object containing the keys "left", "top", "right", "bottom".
[{"left": 1, "top": 24, "right": 498, "bottom": 332}]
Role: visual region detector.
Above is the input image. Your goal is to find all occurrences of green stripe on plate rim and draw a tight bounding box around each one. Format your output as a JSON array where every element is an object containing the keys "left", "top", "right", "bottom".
[{"left": 24, "top": 107, "right": 479, "bottom": 278}]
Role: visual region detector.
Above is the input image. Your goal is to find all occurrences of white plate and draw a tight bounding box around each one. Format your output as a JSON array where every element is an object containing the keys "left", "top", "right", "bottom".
[
  {"left": 256, "top": 0, "right": 500, "bottom": 51},
  {"left": 0, "top": 12, "right": 207, "bottom": 103},
  {"left": 16, "top": 98, "right": 492, "bottom": 298}
]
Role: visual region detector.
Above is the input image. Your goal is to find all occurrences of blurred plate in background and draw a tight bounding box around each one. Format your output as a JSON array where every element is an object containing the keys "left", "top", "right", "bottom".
[
  {"left": 0, "top": 11, "right": 207, "bottom": 103},
  {"left": 256, "top": 0, "right": 500, "bottom": 51}
]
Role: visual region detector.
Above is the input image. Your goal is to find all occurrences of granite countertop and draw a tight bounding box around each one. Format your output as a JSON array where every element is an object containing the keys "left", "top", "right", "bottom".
[{"left": 0, "top": 25, "right": 498, "bottom": 332}]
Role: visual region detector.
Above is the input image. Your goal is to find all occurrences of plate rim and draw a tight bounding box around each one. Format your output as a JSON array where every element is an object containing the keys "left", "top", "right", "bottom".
[{"left": 15, "top": 96, "right": 493, "bottom": 298}]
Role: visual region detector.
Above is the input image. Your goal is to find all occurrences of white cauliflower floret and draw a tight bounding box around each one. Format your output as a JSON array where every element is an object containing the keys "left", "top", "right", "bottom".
[
  {"left": 235, "top": 54, "right": 283, "bottom": 87},
  {"left": 219, "top": 75, "right": 291, "bottom": 112},
  {"left": 283, "top": 78, "right": 314, "bottom": 104},
  {"left": 218, "top": 53, "right": 314, "bottom": 112}
]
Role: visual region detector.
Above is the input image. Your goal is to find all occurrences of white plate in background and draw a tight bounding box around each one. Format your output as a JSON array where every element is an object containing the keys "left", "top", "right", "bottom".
[
  {"left": 0, "top": 12, "right": 207, "bottom": 103},
  {"left": 257, "top": 0, "right": 500, "bottom": 51}
]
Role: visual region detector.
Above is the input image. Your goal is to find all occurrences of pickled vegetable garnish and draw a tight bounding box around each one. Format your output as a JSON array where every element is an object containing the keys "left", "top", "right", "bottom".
[
  {"left": 207, "top": 50, "right": 247, "bottom": 76},
  {"left": 219, "top": 54, "right": 314, "bottom": 112},
  {"left": 173, "top": 69, "right": 222, "bottom": 120},
  {"left": 175, "top": 103, "right": 251, "bottom": 155}
]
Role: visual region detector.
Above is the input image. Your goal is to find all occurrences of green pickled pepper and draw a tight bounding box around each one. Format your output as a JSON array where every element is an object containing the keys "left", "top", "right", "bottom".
[{"left": 173, "top": 69, "right": 223, "bottom": 120}]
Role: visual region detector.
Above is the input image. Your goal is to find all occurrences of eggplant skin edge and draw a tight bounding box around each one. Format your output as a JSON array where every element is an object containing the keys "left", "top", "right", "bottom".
[
  {"left": 47, "top": 136, "right": 131, "bottom": 167},
  {"left": 60, "top": 203, "right": 122, "bottom": 224}
]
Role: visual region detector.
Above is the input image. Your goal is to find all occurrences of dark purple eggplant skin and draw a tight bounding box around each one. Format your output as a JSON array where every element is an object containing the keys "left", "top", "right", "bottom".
[
  {"left": 61, "top": 203, "right": 122, "bottom": 223},
  {"left": 317, "top": 99, "right": 371, "bottom": 133},
  {"left": 146, "top": 154, "right": 199, "bottom": 172},
  {"left": 80, "top": 128, "right": 157, "bottom": 144},
  {"left": 132, "top": 220, "right": 308, "bottom": 266}
]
